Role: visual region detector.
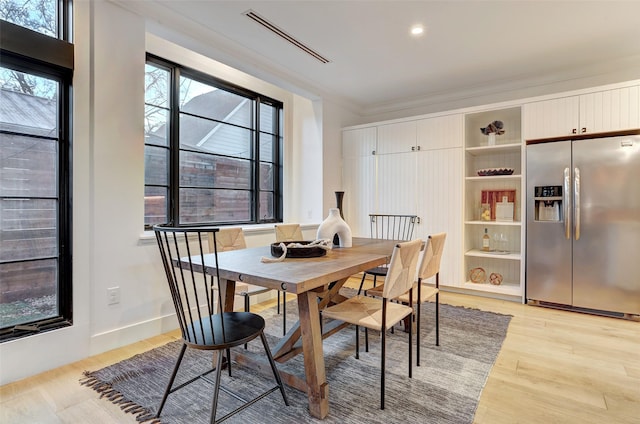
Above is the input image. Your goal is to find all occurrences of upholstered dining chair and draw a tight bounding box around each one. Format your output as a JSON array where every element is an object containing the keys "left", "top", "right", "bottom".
[
  {"left": 153, "top": 225, "right": 289, "bottom": 423},
  {"left": 322, "top": 238, "right": 422, "bottom": 410},
  {"left": 274, "top": 223, "right": 304, "bottom": 242},
  {"left": 357, "top": 214, "right": 418, "bottom": 294},
  {"left": 209, "top": 227, "right": 287, "bottom": 336},
  {"left": 367, "top": 232, "right": 446, "bottom": 366}
]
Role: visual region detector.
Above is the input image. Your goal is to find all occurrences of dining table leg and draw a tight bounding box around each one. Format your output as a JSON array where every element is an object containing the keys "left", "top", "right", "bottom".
[
  {"left": 297, "top": 288, "right": 329, "bottom": 419},
  {"left": 219, "top": 278, "right": 236, "bottom": 312},
  {"left": 214, "top": 278, "right": 237, "bottom": 368}
]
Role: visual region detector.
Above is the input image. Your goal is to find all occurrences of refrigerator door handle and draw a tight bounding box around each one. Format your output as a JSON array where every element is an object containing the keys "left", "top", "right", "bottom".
[
  {"left": 574, "top": 167, "right": 581, "bottom": 240},
  {"left": 564, "top": 167, "right": 571, "bottom": 239}
]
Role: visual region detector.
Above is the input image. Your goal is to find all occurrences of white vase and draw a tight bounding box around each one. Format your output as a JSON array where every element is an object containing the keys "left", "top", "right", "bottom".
[
  {"left": 317, "top": 208, "right": 352, "bottom": 247},
  {"left": 487, "top": 132, "right": 496, "bottom": 146}
]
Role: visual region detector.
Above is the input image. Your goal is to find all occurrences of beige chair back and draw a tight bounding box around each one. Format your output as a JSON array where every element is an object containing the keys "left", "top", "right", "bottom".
[
  {"left": 208, "top": 227, "right": 247, "bottom": 252},
  {"left": 382, "top": 238, "right": 422, "bottom": 300},
  {"left": 418, "top": 233, "right": 446, "bottom": 280},
  {"left": 274, "top": 223, "right": 303, "bottom": 242}
]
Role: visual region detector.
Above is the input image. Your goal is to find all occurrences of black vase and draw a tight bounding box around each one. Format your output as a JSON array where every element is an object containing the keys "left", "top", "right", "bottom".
[{"left": 333, "top": 191, "right": 345, "bottom": 245}]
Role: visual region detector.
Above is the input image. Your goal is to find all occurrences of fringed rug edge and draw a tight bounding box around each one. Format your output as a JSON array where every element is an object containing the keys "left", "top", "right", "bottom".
[{"left": 80, "top": 371, "right": 162, "bottom": 424}]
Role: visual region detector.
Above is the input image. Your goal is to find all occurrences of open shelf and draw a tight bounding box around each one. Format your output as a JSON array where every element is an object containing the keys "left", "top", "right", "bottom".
[
  {"left": 466, "top": 174, "right": 522, "bottom": 181},
  {"left": 463, "top": 106, "right": 525, "bottom": 302},
  {"left": 465, "top": 249, "right": 521, "bottom": 260},
  {"left": 465, "top": 143, "right": 522, "bottom": 156},
  {"left": 462, "top": 281, "right": 521, "bottom": 297},
  {"left": 465, "top": 220, "right": 521, "bottom": 226}
]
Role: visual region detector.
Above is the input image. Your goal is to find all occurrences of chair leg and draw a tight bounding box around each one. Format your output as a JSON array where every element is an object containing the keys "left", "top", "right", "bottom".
[
  {"left": 355, "top": 325, "right": 360, "bottom": 359},
  {"left": 435, "top": 292, "right": 440, "bottom": 347},
  {"left": 357, "top": 273, "right": 367, "bottom": 295},
  {"left": 156, "top": 342, "right": 187, "bottom": 418},
  {"left": 226, "top": 349, "right": 232, "bottom": 377},
  {"left": 209, "top": 347, "right": 225, "bottom": 424},
  {"left": 365, "top": 327, "right": 369, "bottom": 352},
  {"left": 259, "top": 331, "right": 290, "bottom": 405},
  {"left": 380, "top": 327, "right": 386, "bottom": 410},
  {"left": 282, "top": 292, "right": 287, "bottom": 336},
  {"left": 417, "top": 299, "right": 421, "bottom": 367},
  {"left": 277, "top": 291, "right": 281, "bottom": 314},
  {"left": 408, "top": 312, "right": 413, "bottom": 379},
  {"left": 244, "top": 295, "right": 250, "bottom": 350}
]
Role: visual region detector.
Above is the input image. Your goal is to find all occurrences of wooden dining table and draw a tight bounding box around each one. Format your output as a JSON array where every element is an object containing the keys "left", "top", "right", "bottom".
[{"left": 200, "top": 237, "right": 399, "bottom": 419}]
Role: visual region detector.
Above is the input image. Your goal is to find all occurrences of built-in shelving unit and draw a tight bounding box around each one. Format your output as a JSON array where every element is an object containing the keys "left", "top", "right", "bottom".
[{"left": 463, "top": 106, "right": 525, "bottom": 300}]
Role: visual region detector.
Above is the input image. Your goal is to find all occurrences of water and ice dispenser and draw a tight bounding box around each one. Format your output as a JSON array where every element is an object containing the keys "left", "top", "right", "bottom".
[{"left": 534, "top": 185, "right": 562, "bottom": 222}]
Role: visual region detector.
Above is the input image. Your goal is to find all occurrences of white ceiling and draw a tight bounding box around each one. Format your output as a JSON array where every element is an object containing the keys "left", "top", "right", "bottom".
[{"left": 114, "top": 0, "right": 640, "bottom": 116}]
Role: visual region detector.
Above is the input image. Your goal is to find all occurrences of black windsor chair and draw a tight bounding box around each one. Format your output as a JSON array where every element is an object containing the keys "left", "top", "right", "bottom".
[{"left": 153, "top": 225, "right": 289, "bottom": 424}]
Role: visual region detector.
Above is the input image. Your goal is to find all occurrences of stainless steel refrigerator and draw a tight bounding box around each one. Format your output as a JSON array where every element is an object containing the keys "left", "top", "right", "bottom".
[{"left": 526, "top": 132, "right": 640, "bottom": 318}]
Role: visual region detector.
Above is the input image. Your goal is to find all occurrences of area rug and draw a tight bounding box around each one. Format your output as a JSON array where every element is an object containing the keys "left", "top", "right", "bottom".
[{"left": 81, "top": 296, "right": 512, "bottom": 423}]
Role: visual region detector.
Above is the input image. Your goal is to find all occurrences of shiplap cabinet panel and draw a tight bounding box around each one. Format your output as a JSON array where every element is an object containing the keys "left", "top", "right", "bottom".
[
  {"left": 417, "top": 114, "right": 464, "bottom": 150},
  {"left": 416, "top": 147, "right": 463, "bottom": 287},
  {"left": 342, "top": 127, "right": 377, "bottom": 237},
  {"left": 342, "top": 155, "right": 375, "bottom": 238},
  {"left": 579, "top": 86, "right": 640, "bottom": 134},
  {"left": 376, "top": 153, "right": 417, "bottom": 215},
  {"left": 376, "top": 121, "right": 417, "bottom": 155},
  {"left": 523, "top": 96, "right": 579, "bottom": 140},
  {"left": 523, "top": 84, "right": 640, "bottom": 140},
  {"left": 342, "top": 114, "right": 464, "bottom": 289},
  {"left": 343, "top": 127, "right": 377, "bottom": 158}
]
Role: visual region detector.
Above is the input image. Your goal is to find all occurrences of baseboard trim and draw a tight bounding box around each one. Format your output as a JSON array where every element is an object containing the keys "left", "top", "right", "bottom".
[{"left": 90, "top": 313, "right": 178, "bottom": 355}]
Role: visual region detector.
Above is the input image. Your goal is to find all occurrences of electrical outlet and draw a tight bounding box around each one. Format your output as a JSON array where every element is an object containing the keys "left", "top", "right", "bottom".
[{"left": 107, "top": 287, "right": 120, "bottom": 305}]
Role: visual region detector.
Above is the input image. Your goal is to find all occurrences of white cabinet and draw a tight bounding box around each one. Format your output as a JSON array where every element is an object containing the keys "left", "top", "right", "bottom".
[
  {"left": 343, "top": 126, "right": 377, "bottom": 158},
  {"left": 417, "top": 114, "right": 464, "bottom": 150},
  {"left": 342, "top": 127, "right": 376, "bottom": 237},
  {"left": 342, "top": 114, "right": 464, "bottom": 289},
  {"left": 463, "top": 107, "right": 525, "bottom": 299},
  {"left": 377, "top": 153, "right": 416, "bottom": 215},
  {"left": 415, "top": 147, "right": 463, "bottom": 287},
  {"left": 524, "top": 84, "right": 640, "bottom": 140},
  {"left": 375, "top": 114, "right": 463, "bottom": 154},
  {"left": 376, "top": 121, "right": 417, "bottom": 155}
]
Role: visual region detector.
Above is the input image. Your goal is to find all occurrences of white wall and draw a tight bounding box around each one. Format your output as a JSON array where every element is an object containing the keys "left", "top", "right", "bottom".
[
  {"left": 321, "top": 98, "right": 361, "bottom": 213},
  {"left": 0, "top": 0, "right": 327, "bottom": 385}
]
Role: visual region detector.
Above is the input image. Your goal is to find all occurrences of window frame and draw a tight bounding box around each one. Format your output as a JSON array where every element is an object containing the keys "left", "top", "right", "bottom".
[
  {"left": 0, "top": 1, "right": 73, "bottom": 342},
  {"left": 144, "top": 54, "right": 284, "bottom": 229}
]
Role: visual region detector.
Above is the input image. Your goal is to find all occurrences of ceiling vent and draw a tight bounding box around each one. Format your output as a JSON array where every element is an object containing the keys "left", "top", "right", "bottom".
[{"left": 243, "top": 9, "right": 331, "bottom": 64}]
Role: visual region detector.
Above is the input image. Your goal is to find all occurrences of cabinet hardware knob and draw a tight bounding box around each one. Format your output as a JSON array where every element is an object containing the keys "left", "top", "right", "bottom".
[
  {"left": 411, "top": 146, "right": 415, "bottom": 151},
  {"left": 581, "top": 127, "right": 587, "bottom": 133},
  {"left": 572, "top": 128, "right": 577, "bottom": 134},
  {"left": 372, "top": 150, "right": 376, "bottom": 155},
  {"left": 417, "top": 145, "right": 421, "bottom": 151}
]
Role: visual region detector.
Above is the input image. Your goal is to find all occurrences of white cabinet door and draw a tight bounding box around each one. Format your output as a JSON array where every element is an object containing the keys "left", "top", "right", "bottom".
[
  {"left": 579, "top": 85, "right": 640, "bottom": 134},
  {"left": 377, "top": 153, "right": 417, "bottom": 215},
  {"left": 342, "top": 127, "right": 377, "bottom": 237},
  {"left": 342, "top": 155, "right": 376, "bottom": 237},
  {"left": 376, "top": 121, "right": 417, "bottom": 155},
  {"left": 343, "top": 127, "right": 376, "bottom": 158},
  {"left": 417, "top": 114, "right": 464, "bottom": 150},
  {"left": 523, "top": 96, "right": 579, "bottom": 140},
  {"left": 416, "top": 148, "right": 463, "bottom": 288},
  {"left": 523, "top": 84, "right": 640, "bottom": 140}
]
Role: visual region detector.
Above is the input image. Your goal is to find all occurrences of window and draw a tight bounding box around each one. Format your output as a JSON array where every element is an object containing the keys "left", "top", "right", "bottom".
[
  {"left": 144, "top": 55, "right": 283, "bottom": 228},
  {"left": 0, "top": 0, "right": 73, "bottom": 341}
]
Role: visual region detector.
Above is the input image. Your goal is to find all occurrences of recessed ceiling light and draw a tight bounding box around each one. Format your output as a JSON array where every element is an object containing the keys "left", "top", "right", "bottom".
[{"left": 410, "top": 25, "right": 425, "bottom": 36}]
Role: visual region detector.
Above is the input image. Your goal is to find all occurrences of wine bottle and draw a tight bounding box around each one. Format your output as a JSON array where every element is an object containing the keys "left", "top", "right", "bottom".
[{"left": 482, "top": 228, "right": 490, "bottom": 251}]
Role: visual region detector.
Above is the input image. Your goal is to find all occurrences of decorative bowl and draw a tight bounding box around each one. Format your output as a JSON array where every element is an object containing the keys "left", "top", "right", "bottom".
[
  {"left": 270, "top": 241, "right": 327, "bottom": 258},
  {"left": 477, "top": 168, "right": 515, "bottom": 176}
]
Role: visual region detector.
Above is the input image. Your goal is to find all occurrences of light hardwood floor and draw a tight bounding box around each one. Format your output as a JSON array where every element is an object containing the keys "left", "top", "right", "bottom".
[{"left": 1, "top": 278, "right": 639, "bottom": 423}]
